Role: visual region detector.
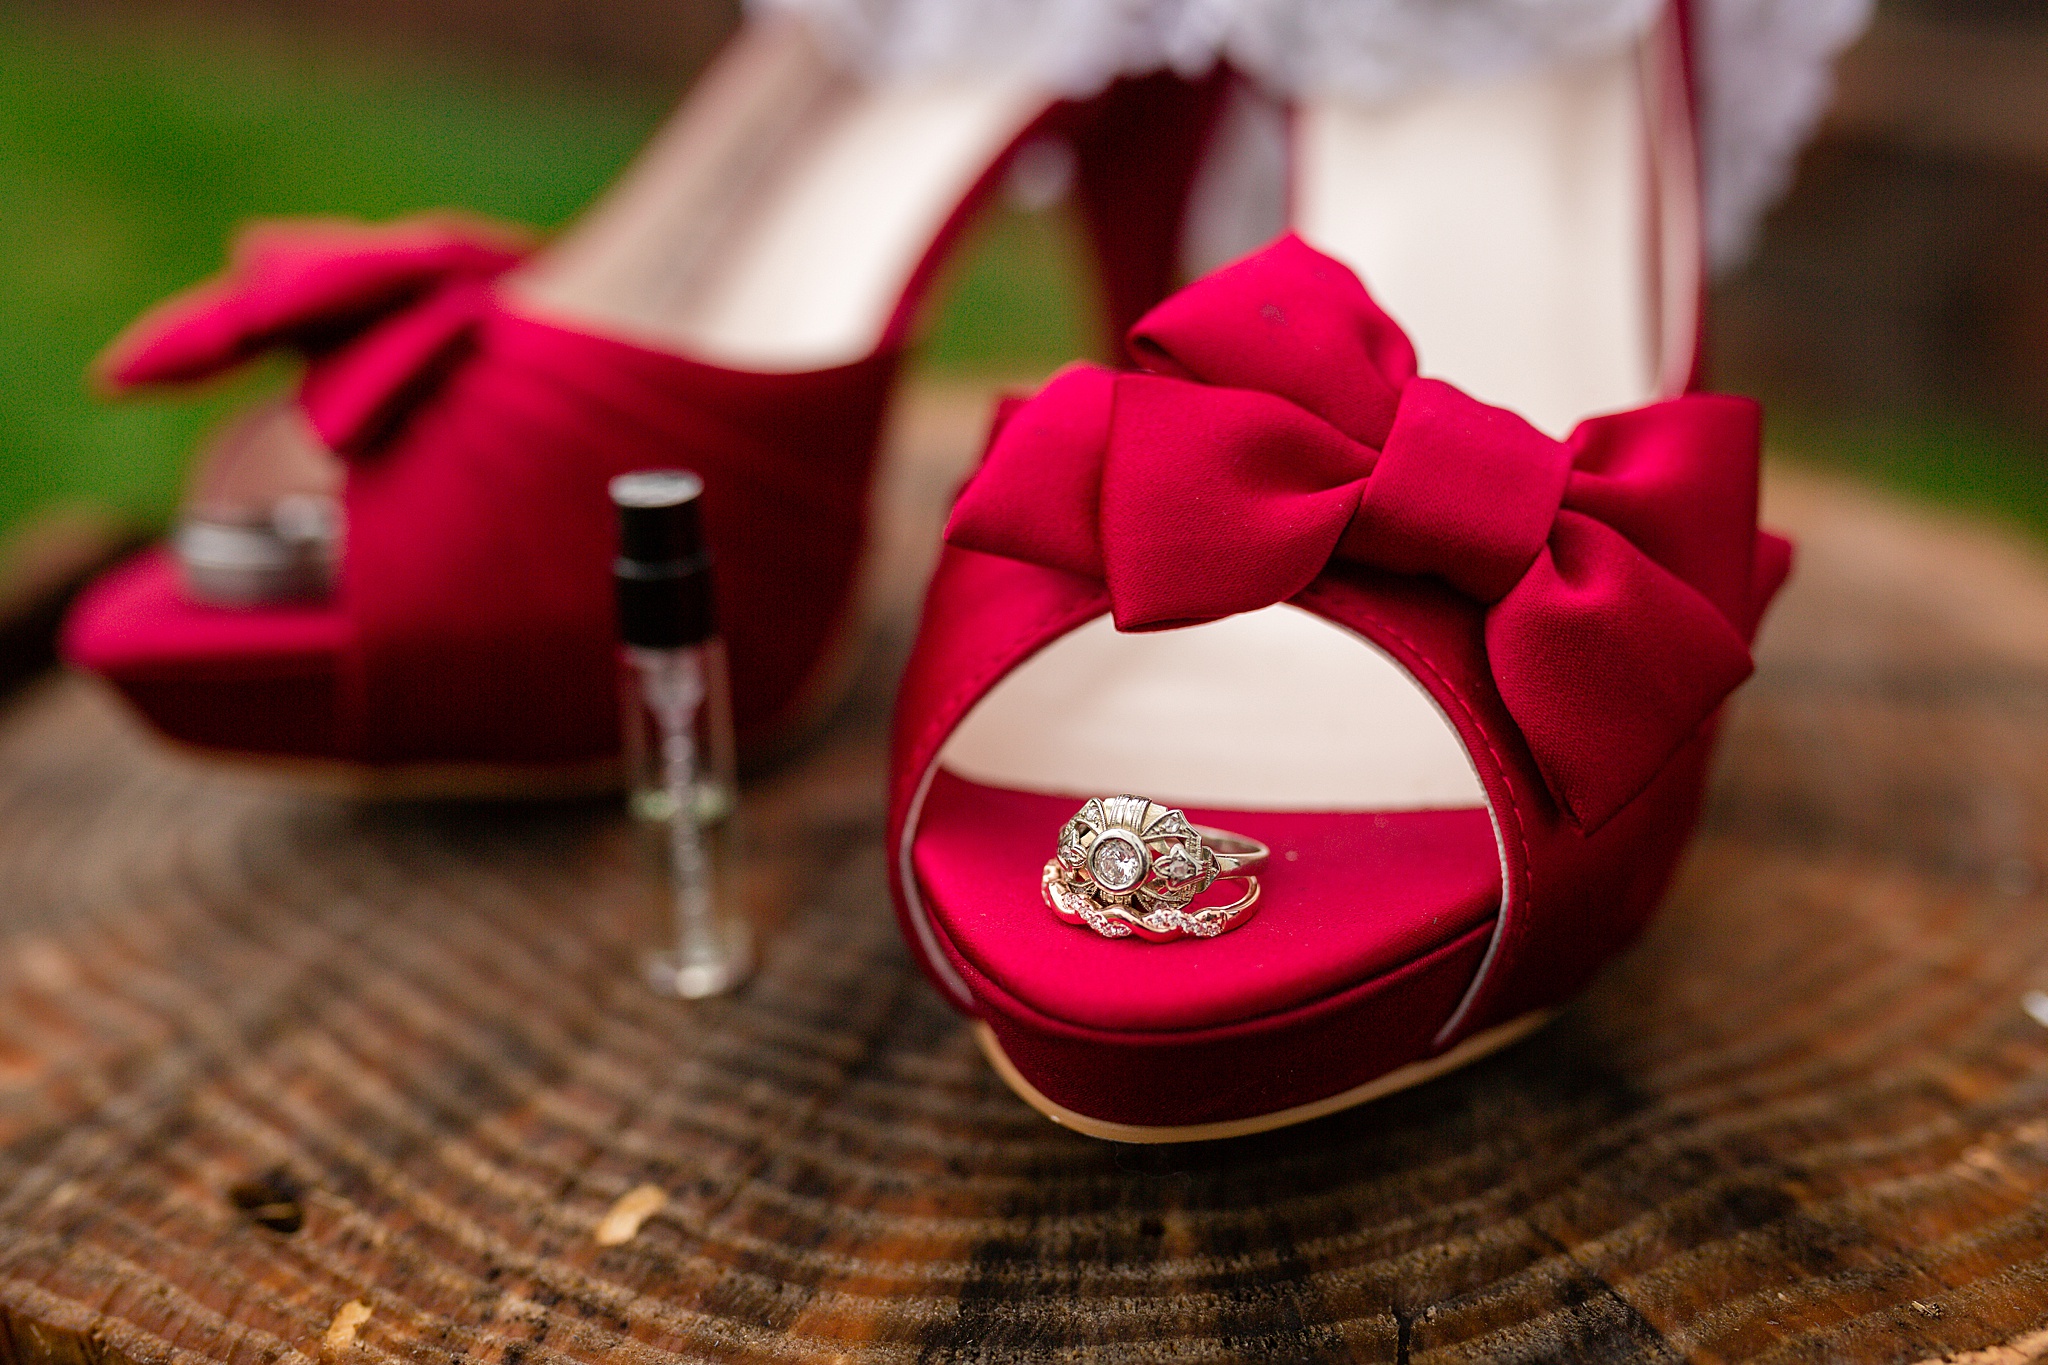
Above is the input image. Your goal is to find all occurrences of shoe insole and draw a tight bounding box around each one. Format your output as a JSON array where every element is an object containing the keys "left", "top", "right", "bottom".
[
  {"left": 914, "top": 771, "right": 1500, "bottom": 1032},
  {"left": 183, "top": 402, "right": 340, "bottom": 522},
  {"left": 942, "top": 33, "right": 1686, "bottom": 815},
  {"left": 512, "top": 18, "right": 1050, "bottom": 371}
]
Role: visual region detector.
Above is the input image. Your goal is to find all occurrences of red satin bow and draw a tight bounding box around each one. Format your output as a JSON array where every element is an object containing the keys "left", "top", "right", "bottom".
[
  {"left": 96, "top": 215, "right": 529, "bottom": 456},
  {"left": 948, "top": 234, "right": 1789, "bottom": 832}
]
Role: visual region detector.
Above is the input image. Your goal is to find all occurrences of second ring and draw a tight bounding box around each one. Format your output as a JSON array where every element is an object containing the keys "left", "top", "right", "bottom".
[{"left": 1041, "top": 794, "right": 1267, "bottom": 942}]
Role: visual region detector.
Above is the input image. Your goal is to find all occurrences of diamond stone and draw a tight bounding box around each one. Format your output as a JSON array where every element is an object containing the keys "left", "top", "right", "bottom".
[
  {"left": 1057, "top": 827, "right": 1087, "bottom": 867},
  {"left": 1154, "top": 845, "right": 1199, "bottom": 882},
  {"left": 1090, "top": 836, "right": 1147, "bottom": 892}
]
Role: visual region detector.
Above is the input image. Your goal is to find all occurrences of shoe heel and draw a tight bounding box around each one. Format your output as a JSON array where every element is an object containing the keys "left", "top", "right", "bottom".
[{"left": 1068, "top": 67, "right": 1232, "bottom": 352}]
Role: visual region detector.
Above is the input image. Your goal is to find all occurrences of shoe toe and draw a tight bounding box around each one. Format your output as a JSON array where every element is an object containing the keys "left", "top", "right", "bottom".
[
  {"left": 62, "top": 547, "right": 357, "bottom": 760},
  {"left": 910, "top": 772, "right": 1507, "bottom": 1127}
]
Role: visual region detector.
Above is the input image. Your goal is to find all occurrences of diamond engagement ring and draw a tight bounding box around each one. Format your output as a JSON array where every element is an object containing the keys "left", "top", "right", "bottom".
[{"left": 1042, "top": 795, "right": 1269, "bottom": 942}]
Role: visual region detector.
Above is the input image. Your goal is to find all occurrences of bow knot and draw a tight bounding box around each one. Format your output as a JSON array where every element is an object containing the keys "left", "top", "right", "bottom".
[
  {"left": 947, "top": 234, "right": 1789, "bottom": 832},
  {"left": 1349, "top": 378, "right": 1573, "bottom": 602},
  {"left": 96, "top": 215, "right": 529, "bottom": 456}
]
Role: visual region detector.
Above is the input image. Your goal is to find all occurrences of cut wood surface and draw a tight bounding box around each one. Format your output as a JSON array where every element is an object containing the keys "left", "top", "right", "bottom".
[{"left": 4, "top": 384, "right": 2048, "bottom": 1364}]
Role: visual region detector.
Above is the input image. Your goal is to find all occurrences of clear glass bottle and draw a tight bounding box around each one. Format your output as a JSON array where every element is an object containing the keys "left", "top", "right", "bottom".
[{"left": 612, "top": 471, "right": 751, "bottom": 998}]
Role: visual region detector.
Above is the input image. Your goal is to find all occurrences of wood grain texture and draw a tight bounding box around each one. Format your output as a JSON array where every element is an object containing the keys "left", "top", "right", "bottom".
[{"left": 3, "top": 387, "right": 2048, "bottom": 1364}]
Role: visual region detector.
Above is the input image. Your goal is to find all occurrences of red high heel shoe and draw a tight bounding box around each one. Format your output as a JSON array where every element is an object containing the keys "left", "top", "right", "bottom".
[
  {"left": 888, "top": 5, "right": 1791, "bottom": 1140},
  {"left": 63, "top": 19, "right": 1223, "bottom": 795}
]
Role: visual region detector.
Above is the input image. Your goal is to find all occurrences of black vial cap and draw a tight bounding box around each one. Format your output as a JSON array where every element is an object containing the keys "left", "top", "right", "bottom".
[{"left": 612, "top": 470, "right": 716, "bottom": 648}]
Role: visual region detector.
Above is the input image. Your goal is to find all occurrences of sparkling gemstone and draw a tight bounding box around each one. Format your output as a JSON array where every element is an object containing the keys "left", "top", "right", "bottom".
[
  {"left": 1154, "top": 846, "right": 1199, "bottom": 882},
  {"left": 1090, "top": 836, "right": 1147, "bottom": 892}
]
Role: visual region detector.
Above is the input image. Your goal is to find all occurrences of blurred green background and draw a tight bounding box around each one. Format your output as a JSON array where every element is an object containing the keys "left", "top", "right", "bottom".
[
  {"left": 0, "top": 3, "right": 1101, "bottom": 548},
  {"left": 2, "top": 0, "right": 2046, "bottom": 554}
]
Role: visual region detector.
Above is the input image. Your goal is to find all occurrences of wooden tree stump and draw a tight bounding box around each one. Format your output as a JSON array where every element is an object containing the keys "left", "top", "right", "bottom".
[{"left": 4, "top": 388, "right": 2048, "bottom": 1363}]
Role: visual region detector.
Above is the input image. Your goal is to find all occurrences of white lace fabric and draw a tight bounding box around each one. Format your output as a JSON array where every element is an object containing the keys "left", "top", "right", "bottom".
[
  {"left": 748, "top": 0, "right": 1872, "bottom": 270},
  {"left": 1696, "top": 0, "right": 1871, "bottom": 268}
]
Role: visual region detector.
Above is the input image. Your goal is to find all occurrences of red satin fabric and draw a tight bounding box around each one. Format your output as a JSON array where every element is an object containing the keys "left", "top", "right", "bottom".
[
  {"left": 948, "top": 234, "right": 1789, "bottom": 830},
  {"left": 70, "top": 67, "right": 1234, "bottom": 772},
  {"left": 915, "top": 772, "right": 1499, "bottom": 1033},
  {"left": 888, "top": 539, "right": 1729, "bottom": 1106},
  {"left": 887, "top": 236, "right": 1787, "bottom": 1129},
  {"left": 73, "top": 217, "right": 894, "bottom": 760},
  {"left": 97, "top": 217, "right": 528, "bottom": 400}
]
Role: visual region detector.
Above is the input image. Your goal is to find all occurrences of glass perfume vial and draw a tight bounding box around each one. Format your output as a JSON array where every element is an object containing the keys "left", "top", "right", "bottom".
[{"left": 611, "top": 470, "right": 751, "bottom": 999}]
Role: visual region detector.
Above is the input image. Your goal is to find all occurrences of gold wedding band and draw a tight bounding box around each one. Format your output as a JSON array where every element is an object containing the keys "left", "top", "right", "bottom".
[{"left": 1041, "top": 795, "right": 1267, "bottom": 942}]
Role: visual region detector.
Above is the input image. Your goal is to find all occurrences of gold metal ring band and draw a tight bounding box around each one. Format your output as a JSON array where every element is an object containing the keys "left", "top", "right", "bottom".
[{"left": 1043, "top": 796, "right": 1267, "bottom": 942}]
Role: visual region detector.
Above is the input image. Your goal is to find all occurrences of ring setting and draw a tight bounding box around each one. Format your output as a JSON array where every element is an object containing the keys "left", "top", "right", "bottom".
[{"left": 1042, "top": 795, "right": 1267, "bottom": 942}]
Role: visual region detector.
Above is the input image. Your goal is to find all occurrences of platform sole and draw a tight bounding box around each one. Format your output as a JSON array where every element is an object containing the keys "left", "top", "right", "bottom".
[{"left": 973, "top": 1007, "right": 1556, "bottom": 1144}]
